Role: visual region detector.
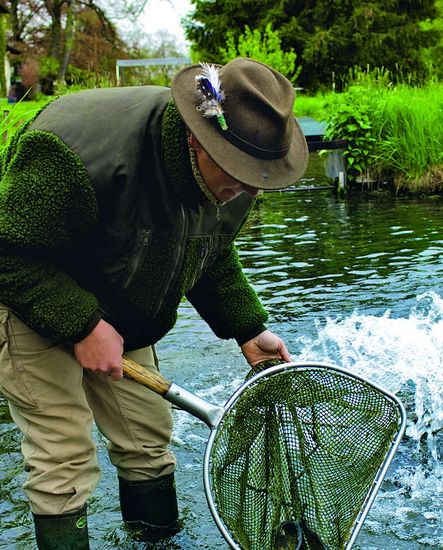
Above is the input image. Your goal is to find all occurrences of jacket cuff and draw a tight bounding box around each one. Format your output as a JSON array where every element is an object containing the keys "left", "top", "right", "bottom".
[
  {"left": 235, "top": 324, "right": 267, "bottom": 346},
  {"left": 70, "top": 310, "right": 102, "bottom": 343}
]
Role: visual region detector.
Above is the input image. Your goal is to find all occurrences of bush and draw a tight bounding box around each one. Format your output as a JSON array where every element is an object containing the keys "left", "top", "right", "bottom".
[
  {"left": 220, "top": 24, "right": 301, "bottom": 84},
  {"left": 323, "top": 77, "right": 443, "bottom": 193}
]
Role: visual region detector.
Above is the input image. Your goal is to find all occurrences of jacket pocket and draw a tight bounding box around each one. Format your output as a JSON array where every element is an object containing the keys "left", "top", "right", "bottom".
[
  {"left": 97, "top": 225, "right": 136, "bottom": 285},
  {"left": 186, "top": 234, "right": 232, "bottom": 292}
]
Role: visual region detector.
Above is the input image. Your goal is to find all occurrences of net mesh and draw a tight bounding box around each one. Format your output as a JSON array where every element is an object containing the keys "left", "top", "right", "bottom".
[{"left": 208, "top": 365, "right": 401, "bottom": 550}]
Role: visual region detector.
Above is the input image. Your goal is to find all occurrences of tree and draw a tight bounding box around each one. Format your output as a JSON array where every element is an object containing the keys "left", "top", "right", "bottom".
[
  {"left": 0, "top": 11, "right": 7, "bottom": 96},
  {"left": 6, "top": 0, "right": 128, "bottom": 93},
  {"left": 185, "top": 0, "right": 441, "bottom": 90},
  {"left": 67, "top": 3, "right": 127, "bottom": 85},
  {"left": 41, "top": 1, "right": 112, "bottom": 90},
  {"left": 220, "top": 23, "right": 301, "bottom": 84},
  {"left": 95, "top": 0, "right": 150, "bottom": 21},
  {"left": 185, "top": 0, "right": 274, "bottom": 63},
  {"left": 420, "top": 0, "right": 443, "bottom": 78},
  {"left": 8, "top": 0, "right": 45, "bottom": 46}
]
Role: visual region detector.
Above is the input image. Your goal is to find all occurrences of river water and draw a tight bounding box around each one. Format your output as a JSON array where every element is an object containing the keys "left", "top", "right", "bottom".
[{"left": 1, "top": 157, "right": 443, "bottom": 549}]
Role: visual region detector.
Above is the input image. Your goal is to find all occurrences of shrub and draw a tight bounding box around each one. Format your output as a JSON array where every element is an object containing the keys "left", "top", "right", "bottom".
[
  {"left": 323, "top": 78, "right": 443, "bottom": 193},
  {"left": 220, "top": 24, "right": 301, "bottom": 84}
]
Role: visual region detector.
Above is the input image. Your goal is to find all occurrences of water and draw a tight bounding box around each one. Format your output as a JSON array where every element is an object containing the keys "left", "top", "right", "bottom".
[{"left": 1, "top": 159, "right": 443, "bottom": 548}]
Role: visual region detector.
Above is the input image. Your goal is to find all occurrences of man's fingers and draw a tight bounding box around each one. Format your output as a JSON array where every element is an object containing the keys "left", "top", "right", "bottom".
[{"left": 110, "top": 367, "right": 123, "bottom": 381}]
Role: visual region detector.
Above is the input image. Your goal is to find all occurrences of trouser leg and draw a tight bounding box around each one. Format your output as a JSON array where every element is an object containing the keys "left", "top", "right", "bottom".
[
  {"left": 0, "top": 305, "right": 100, "bottom": 515},
  {"left": 83, "top": 345, "right": 175, "bottom": 480},
  {"left": 82, "top": 346, "right": 178, "bottom": 538}
]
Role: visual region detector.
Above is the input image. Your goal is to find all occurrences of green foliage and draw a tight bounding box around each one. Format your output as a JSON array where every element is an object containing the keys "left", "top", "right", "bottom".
[
  {"left": 55, "top": 65, "right": 114, "bottom": 93},
  {"left": 0, "top": 14, "right": 6, "bottom": 97},
  {"left": 219, "top": 24, "right": 301, "bottom": 84},
  {"left": 186, "top": 0, "right": 276, "bottom": 63},
  {"left": 324, "top": 87, "right": 377, "bottom": 183},
  {"left": 420, "top": 0, "right": 443, "bottom": 79},
  {"left": 369, "top": 83, "right": 443, "bottom": 192},
  {"left": 185, "top": 0, "right": 441, "bottom": 91},
  {"left": 0, "top": 96, "right": 43, "bottom": 147},
  {"left": 323, "top": 79, "right": 443, "bottom": 193},
  {"left": 293, "top": 94, "right": 331, "bottom": 120},
  {"left": 39, "top": 56, "right": 60, "bottom": 81}
]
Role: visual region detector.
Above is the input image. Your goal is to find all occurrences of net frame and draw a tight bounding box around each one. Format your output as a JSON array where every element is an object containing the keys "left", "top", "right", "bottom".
[{"left": 203, "top": 362, "right": 406, "bottom": 550}]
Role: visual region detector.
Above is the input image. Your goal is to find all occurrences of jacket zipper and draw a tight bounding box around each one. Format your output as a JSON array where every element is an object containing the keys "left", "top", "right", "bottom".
[
  {"left": 189, "top": 235, "right": 213, "bottom": 289},
  {"left": 122, "top": 229, "right": 151, "bottom": 289},
  {"left": 152, "top": 205, "right": 188, "bottom": 318}
]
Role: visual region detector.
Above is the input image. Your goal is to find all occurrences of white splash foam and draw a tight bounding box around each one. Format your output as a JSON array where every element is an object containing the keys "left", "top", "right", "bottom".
[
  {"left": 298, "top": 290, "right": 443, "bottom": 438},
  {"left": 296, "top": 291, "right": 443, "bottom": 545}
]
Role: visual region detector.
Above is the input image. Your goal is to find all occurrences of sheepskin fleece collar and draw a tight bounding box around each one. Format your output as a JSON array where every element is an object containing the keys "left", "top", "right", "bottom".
[{"left": 161, "top": 100, "right": 208, "bottom": 206}]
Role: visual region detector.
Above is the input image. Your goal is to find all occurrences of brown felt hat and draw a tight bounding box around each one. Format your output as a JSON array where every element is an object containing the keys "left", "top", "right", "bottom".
[{"left": 171, "top": 57, "right": 309, "bottom": 190}]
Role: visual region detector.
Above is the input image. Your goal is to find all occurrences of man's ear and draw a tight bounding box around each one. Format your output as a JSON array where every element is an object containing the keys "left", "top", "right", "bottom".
[{"left": 188, "top": 133, "right": 202, "bottom": 152}]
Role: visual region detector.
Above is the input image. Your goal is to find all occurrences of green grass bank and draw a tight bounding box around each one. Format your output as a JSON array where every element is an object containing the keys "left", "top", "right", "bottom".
[{"left": 295, "top": 81, "right": 443, "bottom": 194}]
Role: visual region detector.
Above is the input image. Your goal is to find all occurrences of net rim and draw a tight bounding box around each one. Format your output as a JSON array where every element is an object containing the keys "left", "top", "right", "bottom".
[{"left": 202, "top": 361, "right": 407, "bottom": 550}]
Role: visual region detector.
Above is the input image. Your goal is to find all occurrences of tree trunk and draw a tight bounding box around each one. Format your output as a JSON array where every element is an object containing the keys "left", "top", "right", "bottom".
[
  {"left": 44, "top": 0, "right": 63, "bottom": 60},
  {"left": 57, "top": 0, "right": 76, "bottom": 83}
]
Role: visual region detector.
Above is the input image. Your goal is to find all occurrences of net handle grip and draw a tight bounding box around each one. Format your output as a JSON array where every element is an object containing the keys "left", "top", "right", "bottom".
[
  {"left": 122, "top": 356, "right": 223, "bottom": 427},
  {"left": 122, "top": 356, "right": 172, "bottom": 395}
]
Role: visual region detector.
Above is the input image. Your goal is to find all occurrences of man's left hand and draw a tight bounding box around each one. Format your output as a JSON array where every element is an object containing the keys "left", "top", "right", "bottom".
[{"left": 240, "top": 329, "right": 291, "bottom": 367}]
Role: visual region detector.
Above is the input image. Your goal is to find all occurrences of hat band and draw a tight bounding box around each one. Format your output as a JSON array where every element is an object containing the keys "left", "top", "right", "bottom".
[{"left": 214, "top": 120, "right": 290, "bottom": 160}]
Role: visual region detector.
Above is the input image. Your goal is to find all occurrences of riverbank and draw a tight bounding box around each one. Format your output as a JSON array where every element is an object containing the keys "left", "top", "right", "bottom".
[{"left": 295, "top": 80, "right": 443, "bottom": 195}]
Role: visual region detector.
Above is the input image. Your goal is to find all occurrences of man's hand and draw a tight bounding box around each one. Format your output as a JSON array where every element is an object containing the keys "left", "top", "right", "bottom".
[
  {"left": 74, "top": 319, "right": 124, "bottom": 380},
  {"left": 240, "top": 329, "right": 291, "bottom": 368}
]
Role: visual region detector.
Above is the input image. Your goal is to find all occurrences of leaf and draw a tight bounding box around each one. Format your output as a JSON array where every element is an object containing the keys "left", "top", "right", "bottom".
[{"left": 346, "top": 123, "right": 359, "bottom": 132}]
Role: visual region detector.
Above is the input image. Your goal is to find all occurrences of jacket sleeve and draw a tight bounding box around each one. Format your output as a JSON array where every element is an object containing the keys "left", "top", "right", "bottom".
[
  {"left": 0, "top": 128, "right": 101, "bottom": 343},
  {"left": 186, "top": 242, "right": 268, "bottom": 343}
]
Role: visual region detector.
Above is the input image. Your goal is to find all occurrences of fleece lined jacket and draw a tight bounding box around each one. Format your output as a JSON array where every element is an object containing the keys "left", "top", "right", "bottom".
[{"left": 0, "top": 86, "right": 268, "bottom": 350}]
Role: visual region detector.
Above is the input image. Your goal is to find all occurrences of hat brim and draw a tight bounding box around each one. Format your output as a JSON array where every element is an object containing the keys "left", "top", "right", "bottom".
[{"left": 171, "top": 64, "right": 309, "bottom": 190}]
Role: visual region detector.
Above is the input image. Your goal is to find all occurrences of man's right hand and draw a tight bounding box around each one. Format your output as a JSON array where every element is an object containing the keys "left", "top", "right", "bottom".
[{"left": 74, "top": 319, "right": 124, "bottom": 380}]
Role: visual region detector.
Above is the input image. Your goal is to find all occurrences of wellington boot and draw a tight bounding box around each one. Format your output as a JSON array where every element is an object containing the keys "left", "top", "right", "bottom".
[
  {"left": 32, "top": 504, "right": 89, "bottom": 549},
  {"left": 119, "top": 473, "right": 179, "bottom": 542}
]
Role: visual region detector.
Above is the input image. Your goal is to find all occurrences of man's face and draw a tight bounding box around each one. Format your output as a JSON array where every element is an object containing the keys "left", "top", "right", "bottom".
[{"left": 189, "top": 134, "right": 260, "bottom": 203}]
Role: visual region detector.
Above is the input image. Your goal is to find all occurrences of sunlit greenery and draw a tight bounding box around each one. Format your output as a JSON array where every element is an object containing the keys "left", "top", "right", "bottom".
[
  {"left": 185, "top": 0, "right": 440, "bottom": 91},
  {"left": 219, "top": 24, "right": 301, "bottom": 84},
  {"left": 323, "top": 79, "right": 443, "bottom": 193},
  {"left": 0, "top": 97, "right": 46, "bottom": 144}
]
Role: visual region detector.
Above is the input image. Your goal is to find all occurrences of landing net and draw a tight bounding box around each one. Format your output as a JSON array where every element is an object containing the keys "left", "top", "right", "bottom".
[{"left": 207, "top": 364, "right": 404, "bottom": 549}]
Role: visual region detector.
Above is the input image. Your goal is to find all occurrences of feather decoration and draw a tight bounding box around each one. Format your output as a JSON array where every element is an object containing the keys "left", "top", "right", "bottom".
[{"left": 195, "top": 62, "right": 228, "bottom": 131}]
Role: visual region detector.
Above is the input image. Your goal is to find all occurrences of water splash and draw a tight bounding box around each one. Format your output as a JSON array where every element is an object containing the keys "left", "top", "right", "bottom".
[
  {"left": 298, "top": 291, "right": 443, "bottom": 433},
  {"left": 297, "top": 291, "right": 443, "bottom": 546}
]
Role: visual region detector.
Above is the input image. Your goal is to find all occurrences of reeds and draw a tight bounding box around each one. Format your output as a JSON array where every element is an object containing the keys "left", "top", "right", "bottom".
[
  {"left": 369, "top": 82, "right": 443, "bottom": 192},
  {"left": 298, "top": 77, "right": 443, "bottom": 194}
]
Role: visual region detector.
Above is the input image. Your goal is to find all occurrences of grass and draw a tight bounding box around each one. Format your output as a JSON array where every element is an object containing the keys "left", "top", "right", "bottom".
[
  {"left": 0, "top": 97, "right": 47, "bottom": 144},
  {"left": 369, "top": 82, "right": 443, "bottom": 192},
  {"left": 317, "top": 80, "right": 443, "bottom": 193},
  {"left": 293, "top": 92, "right": 331, "bottom": 121}
]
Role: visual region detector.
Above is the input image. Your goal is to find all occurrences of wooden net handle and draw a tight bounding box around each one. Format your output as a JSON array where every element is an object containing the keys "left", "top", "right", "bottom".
[{"left": 122, "top": 356, "right": 172, "bottom": 396}]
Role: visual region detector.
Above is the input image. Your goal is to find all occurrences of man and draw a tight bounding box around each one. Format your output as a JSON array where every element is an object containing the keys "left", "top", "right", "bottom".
[{"left": 0, "top": 58, "right": 308, "bottom": 548}]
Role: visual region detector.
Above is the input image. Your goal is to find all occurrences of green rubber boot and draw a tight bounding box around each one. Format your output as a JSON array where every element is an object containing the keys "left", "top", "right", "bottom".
[
  {"left": 119, "top": 473, "right": 179, "bottom": 542},
  {"left": 32, "top": 504, "right": 89, "bottom": 549}
]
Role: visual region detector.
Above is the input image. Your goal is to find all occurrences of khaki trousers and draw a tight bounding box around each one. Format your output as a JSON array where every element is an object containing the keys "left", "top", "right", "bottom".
[{"left": 0, "top": 305, "right": 175, "bottom": 515}]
